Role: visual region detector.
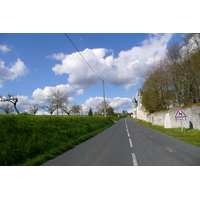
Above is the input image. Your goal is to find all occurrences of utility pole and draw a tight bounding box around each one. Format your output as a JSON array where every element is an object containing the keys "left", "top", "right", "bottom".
[
  {"left": 65, "top": 34, "right": 107, "bottom": 117},
  {"left": 102, "top": 81, "right": 106, "bottom": 117}
]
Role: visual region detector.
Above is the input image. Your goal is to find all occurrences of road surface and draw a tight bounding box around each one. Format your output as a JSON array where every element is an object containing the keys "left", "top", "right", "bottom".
[{"left": 41, "top": 117, "right": 200, "bottom": 166}]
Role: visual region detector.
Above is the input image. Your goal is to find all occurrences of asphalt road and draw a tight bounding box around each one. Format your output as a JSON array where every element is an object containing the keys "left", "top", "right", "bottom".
[{"left": 41, "top": 117, "right": 200, "bottom": 166}]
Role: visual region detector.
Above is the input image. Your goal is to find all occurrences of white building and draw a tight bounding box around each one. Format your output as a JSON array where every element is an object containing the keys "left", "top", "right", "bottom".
[{"left": 132, "top": 89, "right": 148, "bottom": 121}]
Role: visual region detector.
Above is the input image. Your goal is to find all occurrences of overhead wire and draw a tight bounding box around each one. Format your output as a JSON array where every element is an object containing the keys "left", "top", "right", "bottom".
[
  {"left": 64, "top": 33, "right": 104, "bottom": 82},
  {"left": 64, "top": 33, "right": 114, "bottom": 116}
]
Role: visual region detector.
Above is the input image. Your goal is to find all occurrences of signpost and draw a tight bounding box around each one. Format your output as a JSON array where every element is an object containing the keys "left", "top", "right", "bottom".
[{"left": 174, "top": 108, "right": 187, "bottom": 132}]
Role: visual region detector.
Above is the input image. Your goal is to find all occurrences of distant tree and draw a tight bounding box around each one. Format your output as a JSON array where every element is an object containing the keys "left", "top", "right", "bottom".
[
  {"left": 141, "top": 33, "right": 200, "bottom": 113},
  {"left": 122, "top": 110, "right": 128, "bottom": 116},
  {"left": 47, "top": 88, "right": 68, "bottom": 115},
  {"left": 107, "top": 106, "right": 114, "bottom": 115},
  {"left": 0, "top": 94, "right": 19, "bottom": 114},
  {"left": 61, "top": 104, "right": 73, "bottom": 116},
  {"left": 88, "top": 107, "right": 93, "bottom": 116},
  {"left": 41, "top": 103, "right": 57, "bottom": 115},
  {"left": 95, "top": 100, "right": 110, "bottom": 115},
  {"left": 72, "top": 104, "right": 82, "bottom": 115},
  {"left": 29, "top": 104, "right": 40, "bottom": 115},
  {"left": 0, "top": 102, "right": 14, "bottom": 114}
]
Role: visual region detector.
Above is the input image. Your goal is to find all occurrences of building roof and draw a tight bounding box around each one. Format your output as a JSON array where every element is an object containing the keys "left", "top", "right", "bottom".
[
  {"left": 132, "top": 97, "right": 137, "bottom": 103},
  {"left": 137, "top": 88, "right": 142, "bottom": 96}
]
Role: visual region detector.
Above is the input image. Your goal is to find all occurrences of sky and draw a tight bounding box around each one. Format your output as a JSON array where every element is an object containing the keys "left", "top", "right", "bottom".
[
  {"left": 0, "top": 33, "right": 184, "bottom": 114},
  {"left": 1, "top": 1, "right": 199, "bottom": 198}
]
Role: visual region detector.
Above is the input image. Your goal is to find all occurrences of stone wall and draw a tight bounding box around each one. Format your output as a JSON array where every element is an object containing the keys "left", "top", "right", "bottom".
[{"left": 136, "top": 104, "right": 200, "bottom": 130}]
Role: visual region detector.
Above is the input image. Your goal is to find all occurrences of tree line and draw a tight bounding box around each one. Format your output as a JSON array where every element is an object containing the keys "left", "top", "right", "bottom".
[
  {"left": 142, "top": 33, "right": 200, "bottom": 113},
  {"left": 0, "top": 88, "right": 82, "bottom": 115},
  {"left": 0, "top": 88, "right": 117, "bottom": 116}
]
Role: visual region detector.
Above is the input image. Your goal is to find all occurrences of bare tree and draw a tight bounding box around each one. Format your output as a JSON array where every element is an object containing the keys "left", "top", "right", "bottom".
[
  {"left": 95, "top": 101, "right": 110, "bottom": 115},
  {"left": 41, "top": 103, "right": 57, "bottom": 115},
  {"left": 0, "top": 94, "right": 19, "bottom": 114},
  {"left": 47, "top": 88, "right": 69, "bottom": 115},
  {"left": 0, "top": 102, "right": 14, "bottom": 114},
  {"left": 61, "top": 103, "right": 73, "bottom": 116},
  {"left": 72, "top": 104, "right": 82, "bottom": 115},
  {"left": 29, "top": 104, "right": 40, "bottom": 115}
]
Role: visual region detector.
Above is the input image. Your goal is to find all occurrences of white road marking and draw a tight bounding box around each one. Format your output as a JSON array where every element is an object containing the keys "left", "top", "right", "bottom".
[
  {"left": 129, "top": 138, "right": 133, "bottom": 147},
  {"left": 125, "top": 118, "right": 128, "bottom": 129},
  {"left": 126, "top": 118, "right": 138, "bottom": 166},
  {"left": 132, "top": 153, "right": 138, "bottom": 166}
]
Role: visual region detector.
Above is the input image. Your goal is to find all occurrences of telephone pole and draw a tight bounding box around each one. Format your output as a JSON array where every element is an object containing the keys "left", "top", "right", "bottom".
[
  {"left": 102, "top": 81, "right": 106, "bottom": 117},
  {"left": 65, "top": 34, "right": 107, "bottom": 117}
]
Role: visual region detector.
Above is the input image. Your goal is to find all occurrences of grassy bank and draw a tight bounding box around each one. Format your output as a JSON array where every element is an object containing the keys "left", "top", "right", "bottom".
[
  {"left": 134, "top": 119, "right": 200, "bottom": 147},
  {"left": 0, "top": 115, "right": 114, "bottom": 166}
]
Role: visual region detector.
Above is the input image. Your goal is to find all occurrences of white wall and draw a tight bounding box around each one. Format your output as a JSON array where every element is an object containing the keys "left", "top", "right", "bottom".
[{"left": 145, "top": 104, "right": 200, "bottom": 130}]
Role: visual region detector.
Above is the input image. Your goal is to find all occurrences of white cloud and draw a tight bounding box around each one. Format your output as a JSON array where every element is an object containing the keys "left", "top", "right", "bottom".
[
  {"left": 32, "top": 84, "right": 84, "bottom": 103},
  {"left": 50, "top": 34, "right": 173, "bottom": 90},
  {"left": 109, "top": 97, "right": 132, "bottom": 110},
  {"left": 0, "top": 45, "right": 12, "bottom": 53},
  {"left": 17, "top": 95, "right": 34, "bottom": 106},
  {"left": 81, "top": 96, "right": 132, "bottom": 113},
  {"left": 47, "top": 53, "right": 66, "bottom": 61},
  {"left": 81, "top": 96, "right": 103, "bottom": 112},
  {"left": 0, "top": 58, "right": 29, "bottom": 87},
  {"left": 52, "top": 48, "right": 113, "bottom": 88}
]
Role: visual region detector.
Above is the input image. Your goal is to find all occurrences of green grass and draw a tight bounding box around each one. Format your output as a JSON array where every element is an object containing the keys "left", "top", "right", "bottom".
[
  {"left": 134, "top": 119, "right": 200, "bottom": 147},
  {"left": 0, "top": 115, "right": 114, "bottom": 166}
]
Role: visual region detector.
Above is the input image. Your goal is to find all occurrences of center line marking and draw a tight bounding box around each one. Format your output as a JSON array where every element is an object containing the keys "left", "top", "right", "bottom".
[
  {"left": 131, "top": 153, "right": 138, "bottom": 166},
  {"left": 129, "top": 138, "right": 133, "bottom": 147},
  {"left": 127, "top": 132, "right": 130, "bottom": 137}
]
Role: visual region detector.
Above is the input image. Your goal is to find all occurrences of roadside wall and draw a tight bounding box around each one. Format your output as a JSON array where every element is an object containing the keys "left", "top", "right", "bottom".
[{"left": 136, "top": 104, "right": 200, "bottom": 130}]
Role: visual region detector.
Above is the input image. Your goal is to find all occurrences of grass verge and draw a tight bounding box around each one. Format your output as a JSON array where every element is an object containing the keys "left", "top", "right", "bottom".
[
  {"left": 133, "top": 119, "right": 200, "bottom": 147},
  {"left": 0, "top": 115, "right": 114, "bottom": 166}
]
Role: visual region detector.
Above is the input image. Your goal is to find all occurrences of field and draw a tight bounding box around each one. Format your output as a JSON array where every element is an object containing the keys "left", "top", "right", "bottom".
[{"left": 0, "top": 114, "right": 114, "bottom": 166}]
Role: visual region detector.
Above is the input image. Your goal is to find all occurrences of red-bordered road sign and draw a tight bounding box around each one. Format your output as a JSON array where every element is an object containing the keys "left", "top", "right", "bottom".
[{"left": 174, "top": 107, "right": 187, "bottom": 118}]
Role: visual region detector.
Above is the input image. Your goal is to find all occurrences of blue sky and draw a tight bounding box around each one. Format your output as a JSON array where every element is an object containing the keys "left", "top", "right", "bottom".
[{"left": 0, "top": 33, "right": 184, "bottom": 114}]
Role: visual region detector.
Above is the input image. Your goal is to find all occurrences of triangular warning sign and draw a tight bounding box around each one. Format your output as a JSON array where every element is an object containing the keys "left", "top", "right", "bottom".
[{"left": 174, "top": 108, "right": 187, "bottom": 118}]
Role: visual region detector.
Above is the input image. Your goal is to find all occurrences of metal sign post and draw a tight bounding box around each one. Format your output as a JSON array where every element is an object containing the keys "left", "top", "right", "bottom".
[
  {"left": 180, "top": 120, "right": 183, "bottom": 132},
  {"left": 174, "top": 108, "right": 187, "bottom": 132}
]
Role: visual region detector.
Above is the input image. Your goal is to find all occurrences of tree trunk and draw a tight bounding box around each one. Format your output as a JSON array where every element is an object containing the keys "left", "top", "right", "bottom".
[{"left": 13, "top": 102, "right": 19, "bottom": 114}]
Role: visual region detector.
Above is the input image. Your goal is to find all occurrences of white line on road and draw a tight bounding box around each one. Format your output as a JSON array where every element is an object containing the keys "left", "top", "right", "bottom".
[
  {"left": 125, "top": 118, "right": 128, "bottom": 129},
  {"left": 126, "top": 118, "right": 138, "bottom": 166},
  {"left": 132, "top": 153, "right": 138, "bottom": 166},
  {"left": 129, "top": 138, "right": 133, "bottom": 147}
]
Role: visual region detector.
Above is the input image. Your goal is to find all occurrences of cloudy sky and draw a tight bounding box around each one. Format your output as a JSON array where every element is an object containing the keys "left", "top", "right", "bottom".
[{"left": 0, "top": 33, "right": 184, "bottom": 114}]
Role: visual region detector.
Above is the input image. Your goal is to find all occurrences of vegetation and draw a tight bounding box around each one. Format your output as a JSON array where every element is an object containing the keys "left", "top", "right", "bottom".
[
  {"left": 142, "top": 33, "right": 200, "bottom": 113},
  {"left": 0, "top": 114, "right": 114, "bottom": 166},
  {"left": 134, "top": 119, "right": 200, "bottom": 147},
  {"left": 88, "top": 107, "right": 93, "bottom": 116},
  {"left": 0, "top": 103, "right": 14, "bottom": 114},
  {"left": 0, "top": 94, "right": 19, "bottom": 114},
  {"left": 107, "top": 113, "right": 124, "bottom": 121}
]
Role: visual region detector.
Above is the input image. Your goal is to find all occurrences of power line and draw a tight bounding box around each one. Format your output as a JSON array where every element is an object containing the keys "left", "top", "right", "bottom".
[
  {"left": 64, "top": 33, "right": 104, "bottom": 82},
  {"left": 64, "top": 33, "right": 115, "bottom": 117}
]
